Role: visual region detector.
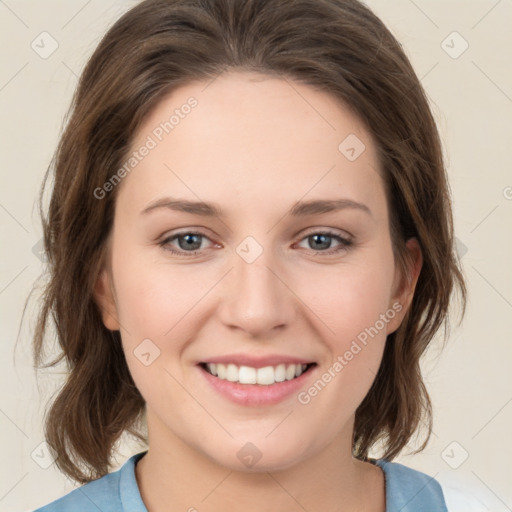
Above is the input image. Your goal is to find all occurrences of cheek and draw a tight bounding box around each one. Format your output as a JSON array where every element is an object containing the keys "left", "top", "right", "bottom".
[
  {"left": 297, "top": 259, "right": 395, "bottom": 348},
  {"left": 110, "top": 255, "right": 203, "bottom": 407},
  {"left": 293, "top": 271, "right": 392, "bottom": 427},
  {"left": 291, "top": 250, "right": 395, "bottom": 403},
  {"left": 111, "top": 243, "right": 214, "bottom": 341}
]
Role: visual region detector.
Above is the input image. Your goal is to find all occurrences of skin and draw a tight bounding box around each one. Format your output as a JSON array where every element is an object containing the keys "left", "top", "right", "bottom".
[{"left": 94, "top": 71, "right": 422, "bottom": 512}]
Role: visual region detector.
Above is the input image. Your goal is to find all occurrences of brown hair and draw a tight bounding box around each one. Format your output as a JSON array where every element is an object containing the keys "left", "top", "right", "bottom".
[{"left": 31, "top": 0, "right": 466, "bottom": 483}]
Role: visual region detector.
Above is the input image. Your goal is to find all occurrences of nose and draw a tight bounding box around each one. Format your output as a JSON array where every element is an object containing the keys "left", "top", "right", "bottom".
[{"left": 217, "top": 244, "right": 298, "bottom": 339}]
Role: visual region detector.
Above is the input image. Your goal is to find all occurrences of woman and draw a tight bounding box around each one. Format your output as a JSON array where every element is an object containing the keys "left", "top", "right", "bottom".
[{"left": 32, "top": 0, "right": 466, "bottom": 510}]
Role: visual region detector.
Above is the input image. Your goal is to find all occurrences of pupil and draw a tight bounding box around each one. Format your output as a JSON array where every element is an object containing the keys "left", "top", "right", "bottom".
[
  {"left": 180, "top": 234, "right": 201, "bottom": 250},
  {"left": 311, "top": 234, "right": 330, "bottom": 250}
]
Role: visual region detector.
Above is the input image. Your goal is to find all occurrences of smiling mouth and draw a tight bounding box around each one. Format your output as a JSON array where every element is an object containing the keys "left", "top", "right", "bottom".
[{"left": 200, "top": 362, "right": 316, "bottom": 386}]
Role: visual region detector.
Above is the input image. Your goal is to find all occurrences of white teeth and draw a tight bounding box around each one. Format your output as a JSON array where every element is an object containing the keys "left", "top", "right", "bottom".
[
  {"left": 217, "top": 363, "right": 226, "bottom": 379},
  {"left": 205, "top": 362, "right": 309, "bottom": 385},
  {"left": 256, "top": 366, "right": 275, "bottom": 385},
  {"left": 238, "top": 366, "right": 257, "bottom": 384},
  {"left": 274, "top": 364, "right": 286, "bottom": 382},
  {"left": 285, "top": 364, "right": 296, "bottom": 380},
  {"left": 226, "top": 364, "right": 238, "bottom": 382}
]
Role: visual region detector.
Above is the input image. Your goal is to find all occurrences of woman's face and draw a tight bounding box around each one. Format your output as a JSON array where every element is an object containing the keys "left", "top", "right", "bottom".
[{"left": 95, "top": 71, "right": 421, "bottom": 471}]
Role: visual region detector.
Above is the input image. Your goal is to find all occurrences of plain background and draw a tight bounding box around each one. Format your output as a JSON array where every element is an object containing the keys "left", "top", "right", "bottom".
[{"left": 1, "top": 1, "right": 511, "bottom": 511}]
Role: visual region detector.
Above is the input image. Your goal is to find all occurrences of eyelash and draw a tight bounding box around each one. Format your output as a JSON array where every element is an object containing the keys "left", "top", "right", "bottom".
[{"left": 158, "top": 229, "right": 353, "bottom": 257}]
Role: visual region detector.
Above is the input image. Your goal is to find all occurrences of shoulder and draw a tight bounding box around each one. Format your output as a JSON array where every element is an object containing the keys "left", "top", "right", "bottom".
[
  {"left": 372, "top": 458, "right": 448, "bottom": 512},
  {"left": 32, "top": 452, "right": 147, "bottom": 512},
  {"left": 32, "top": 473, "right": 121, "bottom": 512}
]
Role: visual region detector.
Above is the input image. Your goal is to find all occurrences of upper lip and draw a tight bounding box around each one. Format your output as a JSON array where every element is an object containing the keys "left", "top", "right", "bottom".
[{"left": 200, "top": 354, "right": 315, "bottom": 368}]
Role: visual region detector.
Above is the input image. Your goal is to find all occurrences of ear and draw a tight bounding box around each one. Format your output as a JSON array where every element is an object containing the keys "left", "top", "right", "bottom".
[
  {"left": 386, "top": 237, "right": 423, "bottom": 335},
  {"left": 93, "top": 268, "right": 120, "bottom": 331}
]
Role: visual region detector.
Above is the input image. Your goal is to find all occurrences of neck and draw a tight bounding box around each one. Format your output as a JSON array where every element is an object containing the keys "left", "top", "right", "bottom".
[{"left": 135, "top": 414, "right": 385, "bottom": 512}]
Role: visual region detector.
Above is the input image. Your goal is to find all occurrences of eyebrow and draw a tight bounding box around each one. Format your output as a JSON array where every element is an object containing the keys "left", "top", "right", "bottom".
[{"left": 141, "top": 197, "right": 372, "bottom": 218}]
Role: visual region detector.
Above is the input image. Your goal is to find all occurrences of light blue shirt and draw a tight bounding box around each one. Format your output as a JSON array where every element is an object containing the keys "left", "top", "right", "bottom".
[{"left": 33, "top": 451, "right": 447, "bottom": 511}]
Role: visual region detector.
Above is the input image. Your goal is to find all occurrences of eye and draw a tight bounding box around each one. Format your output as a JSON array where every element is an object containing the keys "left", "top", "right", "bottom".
[
  {"left": 295, "top": 230, "right": 353, "bottom": 255},
  {"left": 159, "top": 231, "right": 214, "bottom": 256},
  {"left": 158, "top": 229, "right": 353, "bottom": 257}
]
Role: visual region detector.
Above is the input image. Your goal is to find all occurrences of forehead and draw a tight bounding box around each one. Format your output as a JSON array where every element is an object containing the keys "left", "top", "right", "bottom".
[{"left": 120, "top": 71, "right": 385, "bottom": 220}]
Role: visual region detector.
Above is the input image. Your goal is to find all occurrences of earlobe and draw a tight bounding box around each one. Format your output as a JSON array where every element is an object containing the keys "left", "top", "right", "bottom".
[
  {"left": 386, "top": 238, "right": 423, "bottom": 335},
  {"left": 93, "top": 269, "right": 120, "bottom": 331}
]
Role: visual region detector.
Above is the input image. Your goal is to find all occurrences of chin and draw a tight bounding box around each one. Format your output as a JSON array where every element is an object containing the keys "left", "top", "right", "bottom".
[{"left": 201, "top": 435, "right": 312, "bottom": 473}]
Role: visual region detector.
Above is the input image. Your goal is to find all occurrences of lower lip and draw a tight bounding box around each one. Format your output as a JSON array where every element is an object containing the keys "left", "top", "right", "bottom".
[{"left": 198, "top": 365, "right": 316, "bottom": 406}]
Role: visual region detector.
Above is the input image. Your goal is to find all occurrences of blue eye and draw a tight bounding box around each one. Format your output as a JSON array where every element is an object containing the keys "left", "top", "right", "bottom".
[
  {"left": 159, "top": 230, "right": 352, "bottom": 257},
  {"left": 297, "top": 231, "right": 353, "bottom": 254},
  {"left": 159, "top": 231, "right": 209, "bottom": 256}
]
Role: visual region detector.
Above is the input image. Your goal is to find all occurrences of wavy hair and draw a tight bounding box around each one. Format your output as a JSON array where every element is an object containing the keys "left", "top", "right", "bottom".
[{"left": 30, "top": 0, "right": 467, "bottom": 483}]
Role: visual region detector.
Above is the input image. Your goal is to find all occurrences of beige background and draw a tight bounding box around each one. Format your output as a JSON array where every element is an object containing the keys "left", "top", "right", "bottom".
[{"left": 1, "top": 1, "right": 511, "bottom": 511}]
